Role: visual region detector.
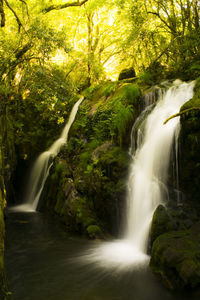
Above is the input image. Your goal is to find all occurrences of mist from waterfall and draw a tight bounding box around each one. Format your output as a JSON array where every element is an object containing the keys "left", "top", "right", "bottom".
[
  {"left": 79, "top": 80, "right": 195, "bottom": 271},
  {"left": 11, "top": 96, "right": 84, "bottom": 212}
]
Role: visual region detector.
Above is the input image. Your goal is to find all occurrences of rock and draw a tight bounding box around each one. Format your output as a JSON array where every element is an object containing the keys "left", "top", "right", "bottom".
[
  {"left": 118, "top": 67, "right": 136, "bottom": 80},
  {"left": 150, "top": 205, "right": 178, "bottom": 246},
  {"left": 86, "top": 225, "right": 103, "bottom": 239},
  {"left": 150, "top": 223, "right": 200, "bottom": 290},
  {"left": 92, "top": 141, "right": 113, "bottom": 161}
]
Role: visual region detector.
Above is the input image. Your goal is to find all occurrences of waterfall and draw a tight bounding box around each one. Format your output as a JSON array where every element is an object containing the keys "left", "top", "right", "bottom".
[
  {"left": 124, "top": 80, "right": 194, "bottom": 252},
  {"left": 79, "top": 80, "right": 195, "bottom": 271},
  {"left": 12, "top": 96, "right": 84, "bottom": 212}
]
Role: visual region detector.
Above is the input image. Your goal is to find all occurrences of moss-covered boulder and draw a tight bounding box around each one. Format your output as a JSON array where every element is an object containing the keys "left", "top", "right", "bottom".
[
  {"left": 150, "top": 205, "right": 178, "bottom": 246},
  {"left": 150, "top": 223, "right": 200, "bottom": 290},
  {"left": 118, "top": 67, "right": 136, "bottom": 81}
]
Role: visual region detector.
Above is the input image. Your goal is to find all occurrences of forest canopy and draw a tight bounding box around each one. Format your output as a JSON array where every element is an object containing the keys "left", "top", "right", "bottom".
[
  {"left": 0, "top": 0, "right": 199, "bottom": 120},
  {"left": 0, "top": 0, "right": 199, "bottom": 85}
]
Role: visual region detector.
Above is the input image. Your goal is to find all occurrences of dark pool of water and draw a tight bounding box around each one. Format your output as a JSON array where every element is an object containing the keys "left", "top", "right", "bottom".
[{"left": 5, "top": 212, "right": 198, "bottom": 300}]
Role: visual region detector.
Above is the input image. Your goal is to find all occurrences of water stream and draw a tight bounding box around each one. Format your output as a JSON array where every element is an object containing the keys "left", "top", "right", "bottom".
[{"left": 11, "top": 96, "right": 84, "bottom": 212}]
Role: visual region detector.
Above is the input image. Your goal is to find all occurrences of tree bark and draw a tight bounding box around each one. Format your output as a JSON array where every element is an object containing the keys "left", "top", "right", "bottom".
[{"left": 0, "top": 0, "right": 5, "bottom": 27}]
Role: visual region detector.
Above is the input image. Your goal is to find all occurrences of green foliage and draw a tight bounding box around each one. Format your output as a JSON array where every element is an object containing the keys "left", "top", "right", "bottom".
[
  {"left": 138, "top": 71, "right": 152, "bottom": 84},
  {"left": 86, "top": 225, "right": 102, "bottom": 238},
  {"left": 119, "top": 84, "right": 140, "bottom": 104},
  {"left": 110, "top": 100, "right": 134, "bottom": 144},
  {"left": 82, "top": 82, "right": 140, "bottom": 145},
  {"left": 83, "top": 81, "right": 118, "bottom": 101},
  {"left": 101, "top": 81, "right": 118, "bottom": 97}
]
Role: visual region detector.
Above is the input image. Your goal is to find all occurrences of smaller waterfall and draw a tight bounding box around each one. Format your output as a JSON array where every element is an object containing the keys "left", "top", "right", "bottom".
[{"left": 12, "top": 96, "right": 84, "bottom": 212}]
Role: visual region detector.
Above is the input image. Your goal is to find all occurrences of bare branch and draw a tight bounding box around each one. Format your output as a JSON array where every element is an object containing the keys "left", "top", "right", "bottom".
[
  {"left": 19, "top": 0, "right": 29, "bottom": 19},
  {"left": 102, "top": 51, "right": 121, "bottom": 65},
  {"left": 163, "top": 107, "right": 200, "bottom": 124},
  {"left": 4, "top": 0, "right": 22, "bottom": 31},
  {"left": 147, "top": 11, "right": 177, "bottom": 35},
  {"left": 43, "top": 0, "right": 88, "bottom": 14}
]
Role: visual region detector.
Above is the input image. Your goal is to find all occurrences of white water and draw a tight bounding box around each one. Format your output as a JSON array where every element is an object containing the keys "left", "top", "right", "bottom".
[
  {"left": 79, "top": 80, "right": 195, "bottom": 271},
  {"left": 125, "top": 80, "right": 194, "bottom": 252},
  {"left": 11, "top": 96, "right": 84, "bottom": 212}
]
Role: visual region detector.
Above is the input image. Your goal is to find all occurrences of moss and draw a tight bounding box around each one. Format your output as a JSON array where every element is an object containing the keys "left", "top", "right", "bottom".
[
  {"left": 86, "top": 225, "right": 102, "bottom": 239},
  {"left": 150, "top": 205, "right": 178, "bottom": 247},
  {"left": 150, "top": 224, "right": 200, "bottom": 290},
  {"left": 82, "top": 81, "right": 118, "bottom": 102},
  {"left": 118, "top": 83, "right": 140, "bottom": 105}
]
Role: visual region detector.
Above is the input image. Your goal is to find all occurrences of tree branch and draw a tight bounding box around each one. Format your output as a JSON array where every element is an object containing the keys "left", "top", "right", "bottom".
[
  {"left": 19, "top": 0, "right": 29, "bottom": 19},
  {"left": 4, "top": 0, "right": 23, "bottom": 31},
  {"left": 147, "top": 11, "right": 177, "bottom": 35},
  {"left": 43, "top": 0, "right": 88, "bottom": 13},
  {"left": 15, "top": 42, "right": 32, "bottom": 59},
  {"left": 163, "top": 107, "right": 200, "bottom": 124}
]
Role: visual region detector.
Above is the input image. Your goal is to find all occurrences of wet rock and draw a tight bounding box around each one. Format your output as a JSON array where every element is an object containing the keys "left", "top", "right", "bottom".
[
  {"left": 150, "top": 223, "right": 200, "bottom": 290},
  {"left": 150, "top": 205, "right": 178, "bottom": 246}
]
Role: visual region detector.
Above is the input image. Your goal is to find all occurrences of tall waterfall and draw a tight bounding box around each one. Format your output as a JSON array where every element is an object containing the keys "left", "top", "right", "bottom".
[
  {"left": 79, "top": 80, "right": 195, "bottom": 270},
  {"left": 124, "top": 80, "right": 194, "bottom": 252},
  {"left": 12, "top": 96, "right": 84, "bottom": 212}
]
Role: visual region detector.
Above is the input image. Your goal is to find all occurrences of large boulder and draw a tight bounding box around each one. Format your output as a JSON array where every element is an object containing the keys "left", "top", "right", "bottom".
[
  {"left": 150, "top": 223, "right": 200, "bottom": 290},
  {"left": 150, "top": 205, "right": 178, "bottom": 247},
  {"left": 118, "top": 67, "right": 136, "bottom": 80}
]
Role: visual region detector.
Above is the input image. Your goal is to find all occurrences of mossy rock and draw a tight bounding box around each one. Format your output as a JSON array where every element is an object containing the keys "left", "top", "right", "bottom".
[
  {"left": 150, "top": 205, "right": 178, "bottom": 247},
  {"left": 150, "top": 223, "right": 200, "bottom": 290},
  {"left": 118, "top": 67, "right": 136, "bottom": 81},
  {"left": 86, "top": 225, "right": 103, "bottom": 239}
]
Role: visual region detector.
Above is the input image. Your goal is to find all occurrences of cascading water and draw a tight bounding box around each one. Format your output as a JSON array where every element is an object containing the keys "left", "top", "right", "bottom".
[
  {"left": 79, "top": 80, "right": 195, "bottom": 271},
  {"left": 11, "top": 96, "right": 84, "bottom": 212},
  {"left": 125, "top": 80, "right": 194, "bottom": 252}
]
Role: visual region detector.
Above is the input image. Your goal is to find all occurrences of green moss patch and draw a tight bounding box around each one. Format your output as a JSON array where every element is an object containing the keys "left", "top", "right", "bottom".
[{"left": 150, "top": 223, "right": 200, "bottom": 290}]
